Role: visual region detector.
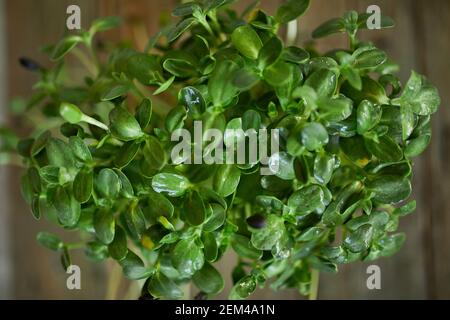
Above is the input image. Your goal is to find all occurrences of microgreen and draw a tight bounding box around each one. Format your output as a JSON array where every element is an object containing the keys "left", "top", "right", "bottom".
[{"left": 0, "top": 0, "right": 440, "bottom": 300}]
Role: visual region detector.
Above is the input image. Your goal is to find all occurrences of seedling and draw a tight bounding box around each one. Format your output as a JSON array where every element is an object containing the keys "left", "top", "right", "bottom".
[{"left": 0, "top": 0, "right": 440, "bottom": 300}]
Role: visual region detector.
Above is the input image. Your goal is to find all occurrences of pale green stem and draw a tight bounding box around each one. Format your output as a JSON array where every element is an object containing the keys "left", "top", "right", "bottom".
[
  {"left": 81, "top": 114, "right": 109, "bottom": 131},
  {"left": 71, "top": 47, "right": 97, "bottom": 76},
  {"left": 105, "top": 261, "right": 122, "bottom": 300},
  {"left": 309, "top": 269, "right": 320, "bottom": 300},
  {"left": 286, "top": 20, "right": 298, "bottom": 46}
]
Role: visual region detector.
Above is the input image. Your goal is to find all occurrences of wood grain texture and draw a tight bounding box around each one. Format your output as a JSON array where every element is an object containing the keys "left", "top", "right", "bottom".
[
  {"left": 5, "top": 0, "right": 107, "bottom": 299},
  {"left": 2, "top": 0, "right": 449, "bottom": 299}
]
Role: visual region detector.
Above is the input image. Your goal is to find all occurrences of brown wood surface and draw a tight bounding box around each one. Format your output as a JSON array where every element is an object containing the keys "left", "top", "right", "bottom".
[{"left": 2, "top": 0, "right": 449, "bottom": 299}]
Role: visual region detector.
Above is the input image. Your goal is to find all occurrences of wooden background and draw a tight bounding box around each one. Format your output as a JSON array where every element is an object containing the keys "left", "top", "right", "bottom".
[{"left": 1, "top": 0, "right": 449, "bottom": 299}]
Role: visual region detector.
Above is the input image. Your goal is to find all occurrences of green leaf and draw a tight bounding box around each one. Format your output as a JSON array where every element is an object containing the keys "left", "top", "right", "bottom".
[
  {"left": 51, "top": 35, "right": 83, "bottom": 61},
  {"left": 127, "top": 53, "right": 161, "bottom": 85},
  {"left": 183, "top": 190, "right": 206, "bottom": 226},
  {"left": 165, "top": 105, "right": 187, "bottom": 133},
  {"left": 393, "top": 71, "right": 440, "bottom": 116},
  {"left": 365, "top": 135, "right": 403, "bottom": 162},
  {"left": 231, "top": 25, "right": 263, "bottom": 60},
  {"left": 27, "top": 167, "right": 41, "bottom": 193},
  {"left": 172, "top": 2, "right": 201, "bottom": 17},
  {"left": 208, "top": 60, "right": 240, "bottom": 107},
  {"left": 251, "top": 214, "right": 286, "bottom": 251},
  {"left": 341, "top": 77, "right": 389, "bottom": 105},
  {"left": 90, "top": 16, "right": 121, "bottom": 33},
  {"left": 297, "top": 226, "right": 327, "bottom": 242},
  {"left": 135, "top": 98, "right": 152, "bottom": 130},
  {"left": 120, "top": 251, "right": 153, "bottom": 280},
  {"left": 172, "top": 238, "right": 204, "bottom": 278},
  {"left": 31, "top": 195, "right": 41, "bottom": 220},
  {"left": 318, "top": 95, "right": 353, "bottom": 122},
  {"left": 300, "top": 122, "right": 329, "bottom": 151},
  {"left": 20, "top": 174, "right": 33, "bottom": 204},
  {"left": 393, "top": 200, "right": 416, "bottom": 217},
  {"left": 282, "top": 46, "right": 310, "bottom": 64},
  {"left": 109, "top": 106, "right": 144, "bottom": 141},
  {"left": 213, "top": 165, "right": 241, "bottom": 197},
  {"left": 114, "top": 140, "right": 141, "bottom": 168},
  {"left": 229, "top": 275, "right": 256, "bottom": 300},
  {"left": 69, "top": 136, "right": 92, "bottom": 162},
  {"left": 353, "top": 48, "right": 387, "bottom": 70},
  {"left": 85, "top": 242, "right": 109, "bottom": 261},
  {"left": 204, "top": 0, "right": 233, "bottom": 11},
  {"left": 31, "top": 131, "right": 51, "bottom": 157},
  {"left": 53, "top": 185, "right": 81, "bottom": 227},
  {"left": 60, "top": 102, "right": 83, "bottom": 124},
  {"left": 288, "top": 184, "right": 326, "bottom": 215},
  {"left": 193, "top": 263, "right": 224, "bottom": 295},
  {"left": 163, "top": 58, "right": 196, "bottom": 78},
  {"left": 203, "top": 203, "right": 226, "bottom": 232},
  {"left": 94, "top": 208, "right": 115, "bottom": 244},
  {"left": 108, "top": 225, "right": 128, "bottom": 260},
  {"left": 101, "top": 84, "right": 130, "bottom": 101},
  {"left": 96, "top": 168, "right": 121, "bottom": 199},
  {"left": 154, "top": 76, "right": 175, "bottom": 95},
  {"left": 367, "top": 175, "right": 411, "bottom": 204},
  {"left": 404, "top": 134, "right": 431, "bottom": 158},
  {"left": 377, "top": 233, "right": 405, "bottom": 257},
  {"left": 202, "top": 232, "right": 218, "bottom": 262},
  {"left": 305, "top": 69, "right": 337, "bottom": 97},
  {"left": 400, "top": 106, "right": 415, "bottom": 141},
  {"left": 232, "top": 68, "right": 259, "bottom": 90},
  {"left": 142, "top": 136, "right": 166, "bottom": 172},
  {"left": 179, "top": 86, "right": 206, "bottom": 117},
  {"left": 256, "top": 196, "right": 284, "bottom": 214},
  {"left": 262, "top": 60, "right": 294, "bottom": 87},
  {"left": 152, "top": 173, "right": 190, "bottom": 197},
  {"left": 339, "top": 136, "right": 370, "bottom": 165},
  {"left": 114, "top": 169, "right": 135, "bottom": 198},
  {"left": 167, "top": 18, "right": 196, "bottom": 43},
  {"left": 242, "top": 110, "right": 261, "bottom": 132},
  {"left": 268, "top": 152, "right": 295, "bottom": 180},
  {"left": 46, "top": 138, "right": 75, "bottom": 168},
  {"left": 258, "top": 36, "right": 283, "bottom": 69},
  {"left": 147, "top": 190, "right": 174, "bottom": 218},
  {"left": 40, "top": 166, "right": 60, "bottom": 184},
  {"left": 312, "top": 18, "right": 345, "bottom": 38},
  {"left": 73, "top": 169, "right": 93, "bottom": 203},
  {"left": 148, "top": 272, "right": 183, "bottom": 299},
  {"left": 124, "top": 205, "right": 146, "bottom": 240},
  {"left": 37, "top": 232, "right": 63, "bottom": 251},
  {"left": 341, "top": 67, "right": 362, "bottom": 90},
  {"left": 356, "top": 100, "right": 381, "bottom": 134},
  {"left": 343, "top": 224, "right": 373, "bottom": 253},
  {"left": 275, "top": 0, "right": 310, "bottom": 24},
  {"left": 231, "top": 234, "right": 262, "bottom": 259},
  {"left": 314, "top": 153, "right": 335, "bottom": 184},
  {"left": 17, "top": 138, "right": 34, "bottom": 158}
]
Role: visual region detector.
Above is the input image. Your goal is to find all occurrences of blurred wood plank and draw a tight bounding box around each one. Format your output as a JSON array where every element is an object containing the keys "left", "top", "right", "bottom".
[
  {"left": 0, "top": 0, "right": 13, "bottom": 299},
  {"left": 5, "top": 0, "right": 106, "bottom": 299},
  {"left": 304, "top": 0, "right": 429, "bottom": 299},
  {"left": 414, "top": 0, "right": 450, "bottom": 299}
]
